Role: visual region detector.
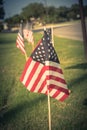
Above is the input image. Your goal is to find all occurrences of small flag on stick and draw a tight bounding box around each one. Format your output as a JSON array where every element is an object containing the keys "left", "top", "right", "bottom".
[
  {"left": 20, "top": 29, "right": 69, "bottom": 101},
  {"left": 16, "top": 23, "right": 26, "bottom": 55},
  {"left": 16, "top": 22, "right": 28, "bottom": 61},
  {"left": 23, "top": 22, "right": 34, "bottom": 50}
]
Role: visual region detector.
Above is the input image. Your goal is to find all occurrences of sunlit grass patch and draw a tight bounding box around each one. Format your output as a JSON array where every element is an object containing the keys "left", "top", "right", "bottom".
[{"left": 0, "top": 32, "right": 87, "bottom": 130}]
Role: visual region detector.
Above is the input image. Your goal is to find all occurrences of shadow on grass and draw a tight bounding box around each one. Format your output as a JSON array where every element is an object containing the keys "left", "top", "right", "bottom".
[
  {"left": 68, "top": 73, "right": 87, "bottom": 88},
  {"left": 83, "top": 98, "right": 87, "bottom": 106},
  {"left": 0, "top": 39, "right": 15, "bottom": 44},
  {"left": 65, "top": 62, "right": 87, "bottom": 88},
  {"left": 65, "top": 63, "right": 87, "bottom": 70},
  {"left": 0, "top": 94, "right": 46, "bottom": 124},
  {"left": 66, "top": 63, "right": 87, "bottom": 107},
  {"left": 0, "top": 32, "right": 17, "bottom": 45}
]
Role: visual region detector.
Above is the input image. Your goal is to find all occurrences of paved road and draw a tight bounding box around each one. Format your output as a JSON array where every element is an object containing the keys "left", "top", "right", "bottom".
[
  {"left": 53, "top": 22, "right": 84, "bottom": 41},
  {"left": 34, "top": 21, "right": 87, "bottom": 41}
]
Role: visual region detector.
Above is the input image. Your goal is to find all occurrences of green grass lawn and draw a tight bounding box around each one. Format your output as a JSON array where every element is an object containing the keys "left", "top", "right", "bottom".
[{"left": 0, "top": 32, "right": 87, "bottom": 130}]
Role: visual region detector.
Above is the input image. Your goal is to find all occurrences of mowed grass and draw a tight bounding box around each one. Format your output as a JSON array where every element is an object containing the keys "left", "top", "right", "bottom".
[{"left": 0, "top": 32, "right": 87, "bottom": 130}]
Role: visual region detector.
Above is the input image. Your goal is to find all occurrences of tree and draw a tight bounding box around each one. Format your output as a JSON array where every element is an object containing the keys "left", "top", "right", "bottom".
[
  {"left": 4, "top": 2, "right": 87, "bottom": 26},
  {"left": 0, "top": 0, "right": 5, "bottom": 19},
  {"left": 0, "top": 0, "right": 5, "bottom": 31},
  {"left": 5, "top": 14, "right": 22, "bottom": 29},
  {"left": 69, "top": 4, "right": 80, "bottom": 20},
  {"left": 55, "top": 6, "right": 69, "bottom": 22},
  {"left": 21, "top": 3, "right": 45, "bottom": 20}
]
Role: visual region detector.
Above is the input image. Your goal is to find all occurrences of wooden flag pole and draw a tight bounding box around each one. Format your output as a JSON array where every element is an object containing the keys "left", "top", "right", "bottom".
[
  {"left": 44, "top": 26, "right": 52, "bottom": 130},
  {"left": 25, "top": 52, "right": 28, "bottom": 61},
  {"left": 20, "top": 20, "right": 28, "bottom": 61},
  {"left": 43, "top": 0, "right": 52, "bottom": 125},
  {"left": 47, "top": 27, "right": 54, "bottom": 130},
  {"left": 32, "top": 42, "right": 34, "bottom": 51},
  {"left": 47, "top": 89, "right": 51, "bottom": 130},
  {"left": 51, "top": 26, "right": 54, "bottom": 47},
  {"left": 31, "top": 23, "right": 34, "bottom": 51}
]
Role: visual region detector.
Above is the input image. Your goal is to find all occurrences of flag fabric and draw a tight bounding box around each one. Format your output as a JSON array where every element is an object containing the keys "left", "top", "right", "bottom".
[
  {"left": 20, "top": 29, "right": 69, "bottom": 101},
  {"left": 23, "top": 29, "right": 34, "bottom": 43},
  {"left": 16, "top": 23, "right": 26, "bottom": 54},
  {"left": 23, "top": 22, "right": 34, "bottom": 44}
]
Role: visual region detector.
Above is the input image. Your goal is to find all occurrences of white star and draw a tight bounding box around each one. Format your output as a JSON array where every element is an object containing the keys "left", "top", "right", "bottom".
[
  {"left": 33, "top": 56, "right": 35, "bottom": 59},
  {"left": 42, "top": 50, "right": 45, "bottom": 53},
  {"left": 49, "top": 55, "right": 50, "bottom": 58},
  {"left": 40, "top": 43, "right": 43, "bottom": 45},
  {"left": 51, "top": 52, "right": 53, "bottom": 55},
  {"left": 41, "top": 58, "right": 44, "bottom": 61},
  {"left": 36, "top": 55, "right": 39, "bottom": 58},
  {"left": 48, "top": 49, "right": 50, "bottom": 52},
  {"left": 41, "top": 46, "right": 44, "bottom": 49},
  {"left": 40, "top": 55, "right": 43, "bottom": 57},
  {"left": 48, "top": 43, "right": 50, "bottom": 46},
  {"left": 39, "top": 51, "right": 41, "bottom": 54},
  {"left": 43, "top": 38, "right": 45, "bottom": 41}
]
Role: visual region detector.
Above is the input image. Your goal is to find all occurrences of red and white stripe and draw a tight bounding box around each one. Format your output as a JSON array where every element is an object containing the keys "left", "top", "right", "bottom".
[
  {"left": 45, "top": 61, "right": 69, "bottom": 101},
  {"left": 16, "top": 33, "right": 26, "bottom": 54},
  {"left": 20, "top": 58, "right": 47, "bottom": 94},
  {"left": 20, "top": 58, "right": 69, "bottom": 101}
]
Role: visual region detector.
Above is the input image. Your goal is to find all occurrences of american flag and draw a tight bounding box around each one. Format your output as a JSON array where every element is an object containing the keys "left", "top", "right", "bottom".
[
  {"left": 20, "top": 29, "right": 69, "bottom": 101},
  {"left": 23, "top": 22, "right": 34, "bottom": 44},
  {"left": 16, "top": 23, "right": 26, "bottom": 54}
]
